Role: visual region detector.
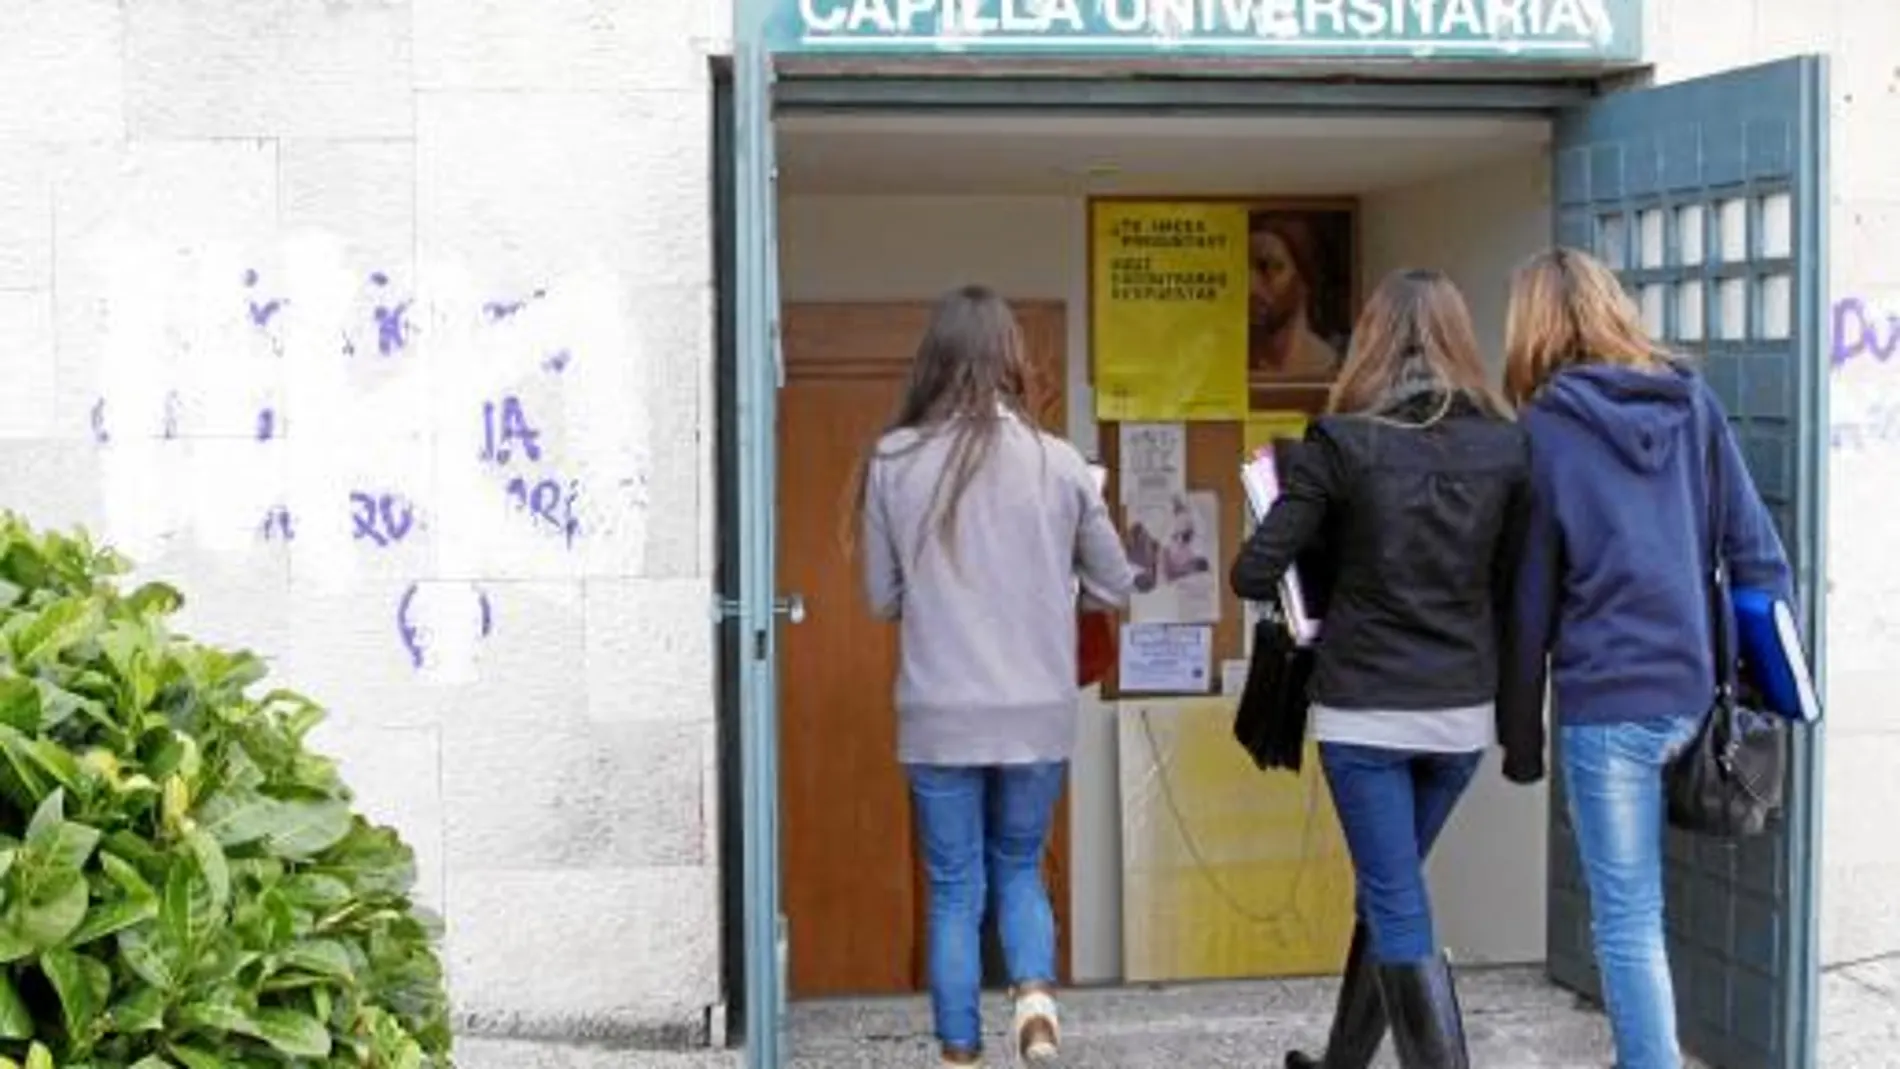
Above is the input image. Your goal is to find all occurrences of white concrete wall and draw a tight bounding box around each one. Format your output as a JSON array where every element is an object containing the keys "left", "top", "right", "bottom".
[
  {"left": 782, "top": 157, "right": 1555, "bottom": 978},
  {"left": 0, "top": 0, "right": 731, "bottom": 1050},
  {"left": 1641, "top": 0, "right": 1900, "bottom": 968}
]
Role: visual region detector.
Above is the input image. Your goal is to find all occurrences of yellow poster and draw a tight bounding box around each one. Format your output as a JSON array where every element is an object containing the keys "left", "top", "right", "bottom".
[
  {"left": 1245, "top": 413, "right": 1312, "bottom": 453},
  {"left": 1092, "top": 202, "right": 1249, "bottom": 422},
  {"left": 1119, "top": 699, "right": 1356, "bottom": 981}
]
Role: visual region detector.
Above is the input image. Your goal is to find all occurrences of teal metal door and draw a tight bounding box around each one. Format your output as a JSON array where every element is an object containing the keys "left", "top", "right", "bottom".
[
  {"left": 1544, "top": 57, "right": 1828, "bottom": 1069},
  {"left": 734, "top": 37, "right": 789, "bottom": 1069}
]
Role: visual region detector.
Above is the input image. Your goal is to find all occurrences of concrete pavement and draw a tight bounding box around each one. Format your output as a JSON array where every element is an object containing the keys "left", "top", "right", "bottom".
[{"left": 454, "top": 961, "right": 1900, "bottom": 1067}]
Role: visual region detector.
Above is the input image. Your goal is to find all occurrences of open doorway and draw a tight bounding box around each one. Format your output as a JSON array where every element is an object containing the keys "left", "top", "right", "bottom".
[
  {"left": 770, "top": 110, "right": 1557, "bottom": 997},
  {"left": 724, "top": 55, "right": 1827, "bottom": 1069}
]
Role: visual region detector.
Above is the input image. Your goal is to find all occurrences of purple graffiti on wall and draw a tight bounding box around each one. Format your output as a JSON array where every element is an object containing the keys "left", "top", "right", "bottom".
[
  {"left": 1831, "top": 296, "right": 1900, "bottom": 450},
  {"left": 350, "top": 491, "right": 418, "bottom": 547},
  {"left": 243, "top": 268, "right": 288, "bottom": 328},
  {"left": 88, "top": 273, "right": 600, "bottom": 669},
  {"left": 368, "top": 273, "right": 414, "bottom": 356},
  {"left": 258, "top": 506, "right": 294, "bottom": 542},
  {"left": 1833, "top": 296, "right": 1900, "bottom": 371},
  {"left": 396, "top": 581, "right": 494, "bottom": 670}
]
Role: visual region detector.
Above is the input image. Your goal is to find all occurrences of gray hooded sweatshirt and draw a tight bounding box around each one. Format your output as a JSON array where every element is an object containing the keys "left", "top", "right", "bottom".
[{"left": 861, "top": 412, "right": 1136, "bottom": 765}]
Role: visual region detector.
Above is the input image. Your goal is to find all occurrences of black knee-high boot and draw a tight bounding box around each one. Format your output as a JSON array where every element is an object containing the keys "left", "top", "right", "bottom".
[
  {"left": 1376, "top": 953, "right": 1469, "bottom": 1069},
  {"left": 1284, "top": 921, "right": 1386, "bottom": 1069}
]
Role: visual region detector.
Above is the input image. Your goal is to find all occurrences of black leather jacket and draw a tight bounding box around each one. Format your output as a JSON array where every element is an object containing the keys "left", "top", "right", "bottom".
[{"left": 1231, "top": 393, "right": 1531, "bottom": 728}]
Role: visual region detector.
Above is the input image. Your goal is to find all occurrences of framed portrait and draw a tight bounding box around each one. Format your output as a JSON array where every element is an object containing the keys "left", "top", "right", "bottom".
[{"left": 1244, "top": 203, "right": 1357, "bottom": 414}]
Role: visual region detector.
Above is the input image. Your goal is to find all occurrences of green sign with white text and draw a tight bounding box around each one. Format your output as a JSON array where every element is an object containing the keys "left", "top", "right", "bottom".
[{"left": 765, "top": 0, "right": 1643, "bottom": 63}]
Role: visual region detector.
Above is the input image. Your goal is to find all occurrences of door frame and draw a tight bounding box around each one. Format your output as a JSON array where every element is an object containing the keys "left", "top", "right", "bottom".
[{"left": 719, "top": 35, "right": 1828, "bottom": 1069}]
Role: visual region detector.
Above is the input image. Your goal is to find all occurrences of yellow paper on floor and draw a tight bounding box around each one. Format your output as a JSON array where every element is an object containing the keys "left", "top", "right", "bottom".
[{"left": 1118, "top": 698, "right": 1355, "bottom": 981}]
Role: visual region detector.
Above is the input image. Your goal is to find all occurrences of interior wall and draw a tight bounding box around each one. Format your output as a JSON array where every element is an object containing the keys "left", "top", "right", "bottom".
[
  {"left": 1360, "top": 149, "right": 1554, "bottom": 965},
  {"left": 779, "top": 148, "right": 1553, "bottom": 980}
]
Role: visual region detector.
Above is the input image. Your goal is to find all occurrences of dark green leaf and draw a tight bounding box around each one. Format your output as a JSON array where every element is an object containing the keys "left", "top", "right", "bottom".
[
  {"left": 192, "top": 791, "right": 277, "bottom": 849},
  {"left": 176, "top": 998, "right": 249, "bottom": 1034},
  {"left": 0, "top": 734, "right": 52, "bottom": 810},
  {"left": 100, "top": 851, "right": 157, "bottom": 903},
  {"left": 0, "top": 969, "right": 32, "bottom": 1039},
  {"left": 277, "top": 874, "right": 351, "bottom": 911},
  {"left": 261, "top": 801, "right": 351, "bottom": 860},
  {"left": 249, "top": 1007, "right": 331, "bottom": 1058},
  {"left": 126, "top": 582, "right": 183, "bottom": 617},
  {"left": 31, "top": 681, "right": 91, "bottom": 734},
  {"left": 12, "top": 597, "right": 95, "bottom": 666},
  {"left": 139, "top": 729, "right": 187, "bottom": 781},
  {"left": 41, "top": 946, "right": 100, "bottom": 1039},
  {"left": 2, "top": 866, "right": 90, "bottom": 954},
  {"left": 185, "top": 930, "right": 252, "bottom": 987},
  {"left": 117, "top": 927, "right": 177, "bottom": 991},
  {"left": 79, "top": 951, "right": 112, "bottom": 1015},
  {"left": 167, "top": 1046, "right": 225, "bottom": 1069},
  {"left": 42, "top": 821, "right": 102, "bottom": 875},
  {"left": 24, "top": 786, "right": 64, "bottom": 844},
  {"left": 68, "top": 894, "right": 158, "bottom": 948},
  {"left": 159, "top": 852, "right": 221, "bottom": 957},
  {"left": 183, "top": 830, "right": 229, "bottom": 918},
  {"left": 0, "top": 677, "right": 40, "bottom": 732},
  {"left": 23, "top": 740, "right": 93, "bottom": 804},
  {"left": 108, "top": 984, "right": 166, "bottom": 1033},
  {"left": 278, "top": 939, "right": 354, "bottom": 983}
]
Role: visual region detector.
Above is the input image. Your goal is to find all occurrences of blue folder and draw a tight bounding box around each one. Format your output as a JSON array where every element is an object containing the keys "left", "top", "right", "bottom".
[{"left": 1731, "top": 587, "right": 1822, "bottom": 724}]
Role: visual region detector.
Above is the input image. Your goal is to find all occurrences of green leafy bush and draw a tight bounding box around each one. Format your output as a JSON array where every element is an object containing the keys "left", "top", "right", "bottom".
[{"left": 0, "top": 514, "right": 451, "bottom": 1068}]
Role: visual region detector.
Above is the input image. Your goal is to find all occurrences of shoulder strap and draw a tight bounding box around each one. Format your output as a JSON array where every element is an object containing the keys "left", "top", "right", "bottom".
[{"left": 1696, "top": 382, "right": 1737, "bottom": 703}]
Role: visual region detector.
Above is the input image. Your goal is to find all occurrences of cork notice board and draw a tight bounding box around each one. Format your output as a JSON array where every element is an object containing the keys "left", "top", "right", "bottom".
[
  {"left": 1090, "top": 196, "right": 1357, "bottom": 700},
  {"left": 1098, "top": 423, "right": 1244, "bottom": 699}
]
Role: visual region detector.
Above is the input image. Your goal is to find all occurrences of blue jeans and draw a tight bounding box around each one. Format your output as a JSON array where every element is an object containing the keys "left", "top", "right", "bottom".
[
  {"left": 906, "top": 761, "right": 1067, "bottom": 1055},
  {"left": 1318, "top": 743, "right": 1483, "bottom": 963},
  {"left": 1561, "top": 716, "right": 1703, "bottom": 1069}
]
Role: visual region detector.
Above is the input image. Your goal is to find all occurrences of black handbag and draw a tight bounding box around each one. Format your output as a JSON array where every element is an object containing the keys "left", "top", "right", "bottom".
[
  {"left": 1233, "top": 604, "right": 1317, "bottom": 773},
  {"left": 1664, "top": 400, "right": 1788, "bottom": 838},
  {"left": 1232, "top": 434, "right": 1332, "bottom": 774}
]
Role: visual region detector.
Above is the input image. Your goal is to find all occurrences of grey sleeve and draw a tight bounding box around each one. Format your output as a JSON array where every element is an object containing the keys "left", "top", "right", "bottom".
[{"left": 861, "top": 462, "right": 904, "bottom": 621}]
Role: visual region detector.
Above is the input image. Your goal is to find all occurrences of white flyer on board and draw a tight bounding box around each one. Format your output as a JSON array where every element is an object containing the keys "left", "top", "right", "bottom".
[
  {"left": 1118, "top": 423, "right": 1186, "bottom": 504},
  {"left": 1125, "top": 490, "right": 1222, "bottom": 624},
  {"left": 1119, "top": 623, "right": 1213, "bottom": 693}
]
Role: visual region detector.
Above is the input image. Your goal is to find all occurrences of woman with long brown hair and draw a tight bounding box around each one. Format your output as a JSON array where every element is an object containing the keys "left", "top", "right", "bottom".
[
  {"left": 853, "top": 285, "right": 1135, "bottom": 1067},
  {"left": 1230, "top": 269, "right": 1533, "bottom": 1069},
  {"left": 1496, "top": 249, "right": 1793, "bottom": 1069}
]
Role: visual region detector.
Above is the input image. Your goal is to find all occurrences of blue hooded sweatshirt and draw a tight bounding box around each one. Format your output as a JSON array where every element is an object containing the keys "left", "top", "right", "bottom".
[{"left": 1496, "top": 363, "right": 1794, "bottom": 783}]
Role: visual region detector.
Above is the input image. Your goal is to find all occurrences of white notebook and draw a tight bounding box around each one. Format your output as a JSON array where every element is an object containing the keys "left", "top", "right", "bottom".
[{"left": 1241, "top": 445, "right": 1321, "bottom": 646}]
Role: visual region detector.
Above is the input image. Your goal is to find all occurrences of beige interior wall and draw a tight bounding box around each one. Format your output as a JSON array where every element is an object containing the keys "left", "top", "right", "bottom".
[{"left": 778, "top": 146, "right": 1554, "bottom": 980}]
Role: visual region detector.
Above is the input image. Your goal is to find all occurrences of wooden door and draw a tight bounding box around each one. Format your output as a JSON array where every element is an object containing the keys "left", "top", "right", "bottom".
[{"left": 778, "top": 301, "right": 1071, "bottom": 998}]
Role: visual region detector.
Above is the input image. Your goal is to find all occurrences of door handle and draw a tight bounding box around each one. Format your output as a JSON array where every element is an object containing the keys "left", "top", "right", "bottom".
[
  {"left": 774, "top": 594, "right": 807, "bottom": 625},
  {"left": 712, "top": 594, "right": 806, "bottom": 625}
]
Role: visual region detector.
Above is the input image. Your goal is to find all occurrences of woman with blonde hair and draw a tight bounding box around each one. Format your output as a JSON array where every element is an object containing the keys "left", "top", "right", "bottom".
[
  {"left": 1497, "top": 248, "right": 1794, "bottom": 1069},
  {"left": 854, "top": 285, "right": 1136, "bottom": 1066},
  {"left": 1230, "top": 269, "right": 1533, "bottom": 1069}
]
